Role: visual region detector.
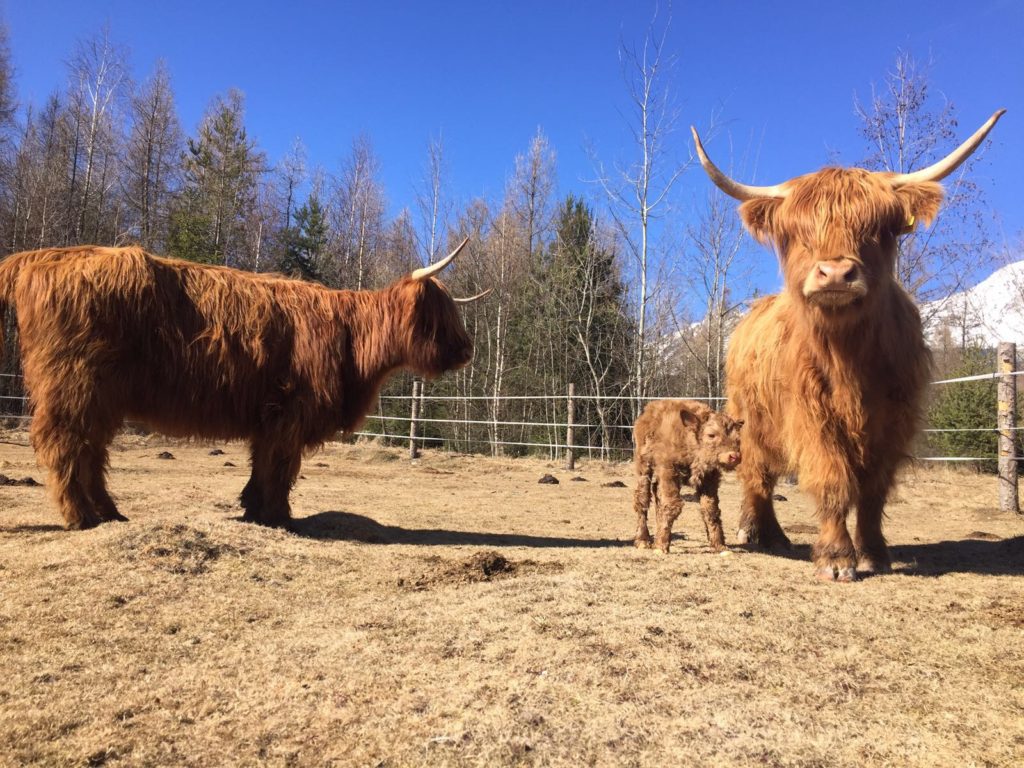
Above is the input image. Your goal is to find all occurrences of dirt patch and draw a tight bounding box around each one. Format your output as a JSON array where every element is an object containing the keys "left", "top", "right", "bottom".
[{"left": 399, "top": 551, "right": 563, "bottom": 590}]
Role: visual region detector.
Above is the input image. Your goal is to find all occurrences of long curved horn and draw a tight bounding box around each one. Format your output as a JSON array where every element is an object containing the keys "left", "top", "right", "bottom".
[
  {"left": 410, "top": 237, "right": 470, "bottom": 281},
  {"left": 690, "top": 126, "right": 789, "bottom": 201},
  {"left": 453, "top": 288, "right": 492, "bottom": 305},
  {"left": 889, "top": 109, "right": 1006, "bottom": 187}
]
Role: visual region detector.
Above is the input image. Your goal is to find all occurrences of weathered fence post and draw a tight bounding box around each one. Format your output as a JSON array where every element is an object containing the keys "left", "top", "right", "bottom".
[
  {"left": 564, "top": 383, "right": 575, "bottom": 471},
  {"left": 409, "top": 379, "right": 421, "bottom": 460},
  {"left": 997, "top": 342, "right": 1019, "bottom": 514}
]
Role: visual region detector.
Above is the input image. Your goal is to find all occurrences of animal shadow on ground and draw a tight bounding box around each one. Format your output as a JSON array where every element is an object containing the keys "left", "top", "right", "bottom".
[
  {"left": 0, "top": 523, "right": 65, "bottom": 534},
  {"left": 294, "top": 510, "right": 624, "bottom": 549},
  {"left": 743, "top": 533, "right": 1024, "bottom": 577},
  {"left": 892, "top": 536, "right": 1024, "bottom": 577}
]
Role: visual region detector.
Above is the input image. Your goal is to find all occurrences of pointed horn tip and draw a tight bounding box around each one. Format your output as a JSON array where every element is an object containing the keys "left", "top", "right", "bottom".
[{"left": 453, "top": 287, "right": 492, "bottom": 305}]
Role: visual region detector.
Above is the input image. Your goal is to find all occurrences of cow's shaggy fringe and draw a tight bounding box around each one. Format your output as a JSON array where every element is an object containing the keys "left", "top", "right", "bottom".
[{"left": 0, "top": 245, "right": 474, "bottom": 530}]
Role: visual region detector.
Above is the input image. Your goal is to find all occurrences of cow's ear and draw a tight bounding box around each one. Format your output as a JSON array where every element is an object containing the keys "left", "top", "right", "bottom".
[
  {"left": 894, "top": 181, "right": 944, "bottom": 233},
  {"left": 739, "top": 197, "right": 782, "bottom": 244}
]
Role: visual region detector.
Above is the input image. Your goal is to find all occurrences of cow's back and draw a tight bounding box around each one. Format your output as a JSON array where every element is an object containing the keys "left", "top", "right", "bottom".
[{"left": 13, "top": 247, "right": 344, "bottom": 441}]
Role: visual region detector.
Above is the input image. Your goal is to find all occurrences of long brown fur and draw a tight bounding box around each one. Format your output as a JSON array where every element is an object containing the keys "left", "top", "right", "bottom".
[
  {"left": 0, "top": 246, "right": 474, "bottom": 530},
  {"left": 725, "top": 169, "right": 939, "bottom": 581},
  {"left": 632, "top": 399, "right": 742, "bottom": 553}
]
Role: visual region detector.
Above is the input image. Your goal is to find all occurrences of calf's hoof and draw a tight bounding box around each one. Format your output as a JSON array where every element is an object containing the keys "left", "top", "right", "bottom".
[{"left": 814, "top": 565, "right": 858, "bottom": 583}]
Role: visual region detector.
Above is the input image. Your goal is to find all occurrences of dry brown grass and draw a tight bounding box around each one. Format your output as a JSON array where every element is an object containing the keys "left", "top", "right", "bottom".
[{"left": 1, "top": 432, "right": 1022, "bottom": 767}]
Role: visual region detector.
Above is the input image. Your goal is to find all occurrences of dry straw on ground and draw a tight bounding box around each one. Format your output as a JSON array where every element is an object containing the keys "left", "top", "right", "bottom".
[{"left": 1, "top": 433, "right": 1022, "bottom": 767}]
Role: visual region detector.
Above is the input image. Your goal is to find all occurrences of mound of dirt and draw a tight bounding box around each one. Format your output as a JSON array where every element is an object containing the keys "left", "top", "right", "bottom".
[
  {"left": 0, "top": 474, "right": 41, "bottom": 487},
  {"left": 156, "top": 451, "right": 175, "bottom": 460},
  {"left": 400, "top": 551, "right": 562, "bottom": 590},
  {"left": 538, "top": 474, "right": 559, "bottom": 484},
  {"left": 115, "top": 524, "right": 246, "bottom": 575},
  {"left": 601, "top": 480, "right": 627, "bottom": 488}
]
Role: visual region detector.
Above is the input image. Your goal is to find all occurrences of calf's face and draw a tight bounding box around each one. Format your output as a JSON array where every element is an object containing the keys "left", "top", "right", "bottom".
[{"left": 684, "top": 409, "right": 743, "bottom": 470}]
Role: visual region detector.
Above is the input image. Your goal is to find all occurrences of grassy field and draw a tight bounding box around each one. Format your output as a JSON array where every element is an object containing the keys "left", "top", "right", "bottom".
[{"left": 0, "top": 432, "right": 1022, "bottom": 767}]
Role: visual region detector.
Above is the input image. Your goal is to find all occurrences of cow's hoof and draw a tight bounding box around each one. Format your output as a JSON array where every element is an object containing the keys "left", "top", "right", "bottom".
[
  {"left": 815, "top": 565, "right": 858, "bottom": 582},
  {"left": 634, "top": 537, "right": 653, "bottom": 550},
  {"left": 737, "top": 526, "right": 792, "bottom": 552},
  {"left": 857, "top": 557, "right": 892, "bottom": 576}
]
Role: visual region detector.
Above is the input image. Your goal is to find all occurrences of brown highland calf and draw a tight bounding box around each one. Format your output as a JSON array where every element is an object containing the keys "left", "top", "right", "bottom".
[
  {"left": 632, "top": 399, "right": 743, "bottom": 553},
  {"left": 691, "top": 109, "right": 1005, "bottom": 581},
  {"left": 0, "top": 242, "right": 483, "bottom": 530}
]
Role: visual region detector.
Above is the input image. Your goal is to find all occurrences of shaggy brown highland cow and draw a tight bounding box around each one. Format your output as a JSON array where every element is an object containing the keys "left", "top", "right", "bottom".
[
  {"left": 632, "top": 399, "right": 742, "bottom": 553},
  {"left": 691, "top": 109, "right": 1005, "bottom": 581},
  {"left": 0, "top": 241, "right": 483, "bottom": 530}
]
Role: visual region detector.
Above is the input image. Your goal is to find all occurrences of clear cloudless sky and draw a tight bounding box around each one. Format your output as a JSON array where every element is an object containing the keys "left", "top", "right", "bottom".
[{"left": 3, "top": 0, "right": 1023, "bottom": 291}]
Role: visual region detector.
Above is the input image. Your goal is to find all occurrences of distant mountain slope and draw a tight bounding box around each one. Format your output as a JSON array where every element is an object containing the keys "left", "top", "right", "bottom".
[{"left": 922, "top": 261, "right": 1024, "bottom": 347}]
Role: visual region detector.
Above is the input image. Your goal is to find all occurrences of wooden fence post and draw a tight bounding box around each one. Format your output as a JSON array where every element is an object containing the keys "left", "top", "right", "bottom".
[
  {"left": 997, "top": 342, "right": 1019, "bottom": 514},
  {"left": 564, "top": 383, "right": 575, "bottom": 471},
  {"left": 409, "top": 379, "right": 421, "bottom": 460}
]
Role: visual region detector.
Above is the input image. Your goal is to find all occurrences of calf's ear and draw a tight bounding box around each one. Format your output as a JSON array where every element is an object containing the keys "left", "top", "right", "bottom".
[
  {"left": 738, "top": 197, "right": 783, "bottom": 244},
  {"left": 894, "top": 181, "right": 944, "bottom": 233},
  {"left": 679, "top": 409, "right": 702, "bottom": 429}
]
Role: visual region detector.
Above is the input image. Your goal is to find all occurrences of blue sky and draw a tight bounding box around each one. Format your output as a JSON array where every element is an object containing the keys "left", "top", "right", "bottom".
[{"left": 4, "top": 0, "right": 1022, "bottom": 290}]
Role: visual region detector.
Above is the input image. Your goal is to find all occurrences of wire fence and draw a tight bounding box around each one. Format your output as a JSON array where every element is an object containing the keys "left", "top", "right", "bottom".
[{"left": 0, "top": 367, "right": 1020, "bottom": 465}]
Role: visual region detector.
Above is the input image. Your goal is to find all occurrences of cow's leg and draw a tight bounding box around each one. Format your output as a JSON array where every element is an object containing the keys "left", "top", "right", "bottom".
[
  {"left": 239, "top": 461, "right": 263, "bottom": 522},
  {"left": 735, "top": 459, "right": 790, "bottom": 550},
  {"left": 812, "top": 499, "right": 858, "bottom": 582},
  {"left": 246, "top": 437, "right": 302, "bottom": 528},
  {"left": 653, "top": 466, "right": 683, "bottom": 554},
  {"left": 854, "top": 466, "right": 897, "bottom": 576},
  {"left": 695, "top": 470, "right": 726, "bottom": 552},
  {"left": 30, "top": 406, "right": 103, "bottom": 529},
  {"left": 86, "top": 438, "right": 127, "bottom": 522},
  {"left": 633, "top": 464, "right": 654, "bottom": 548}
]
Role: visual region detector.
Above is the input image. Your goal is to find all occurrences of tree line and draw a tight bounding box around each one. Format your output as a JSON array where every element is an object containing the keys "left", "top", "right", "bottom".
[{"left": 0, "top": 23, "right": 1010, "bottom": 462}]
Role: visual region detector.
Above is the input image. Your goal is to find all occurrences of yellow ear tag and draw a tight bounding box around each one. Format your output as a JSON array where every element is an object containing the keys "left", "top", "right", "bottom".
[{"left": 906, "top": 213, "right": 915, "bottom": 228}]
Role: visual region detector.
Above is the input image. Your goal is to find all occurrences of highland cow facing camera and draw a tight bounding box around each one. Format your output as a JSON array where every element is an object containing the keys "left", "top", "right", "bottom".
[
  {"left": 692, "top": 109, "right": 1005, "bottom": 581},
  {"left": 0, "top": 240, "right": 485, "bottom": 530},
  {"left": 632, "top": 399, "right": 742, "bottom": 553}
]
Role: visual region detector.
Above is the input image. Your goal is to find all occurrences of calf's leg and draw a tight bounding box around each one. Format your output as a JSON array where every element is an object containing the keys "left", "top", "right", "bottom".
[
  {"left": 632, "top": 465, "right": 654, "bottom": 548},
  {"left": 653, "top": 466, "right": 683, "bottom": 554},
  {"left": 695, "top": 471, "right": 726, "bottom": 551}
]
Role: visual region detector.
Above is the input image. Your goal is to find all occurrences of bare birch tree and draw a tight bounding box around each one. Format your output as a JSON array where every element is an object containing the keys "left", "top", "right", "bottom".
[
  {"left": 67, "top": 27, "right": 130, "bottom": 243},
  {"left": 591, "top": 9, "right": 691, "bottom": 416},
  {"left": 856, "top": 50, "right": 996, "bottom": 319},
  {"left": 330, "top": 134, "right": 384, "bottom": 288},
  {"left": 415, "top": 133, "right": 452, "bottom": 263},
  {"left": 123, "top": 60, "right": 181, "bottom": 250}
]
